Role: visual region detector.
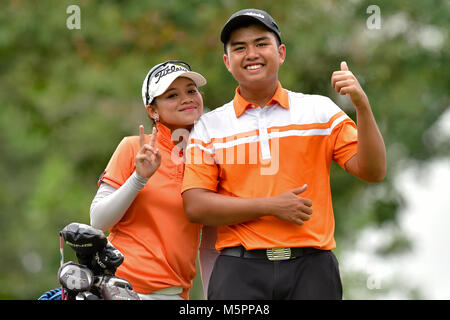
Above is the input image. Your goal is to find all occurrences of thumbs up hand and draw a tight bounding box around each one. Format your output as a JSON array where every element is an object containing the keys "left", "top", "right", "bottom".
[
  {"left": 340, "top": 61, "right": 349, "bottom": 71},
  {"left": 331, "top": 61, "right": 369, "bottom": 109}
]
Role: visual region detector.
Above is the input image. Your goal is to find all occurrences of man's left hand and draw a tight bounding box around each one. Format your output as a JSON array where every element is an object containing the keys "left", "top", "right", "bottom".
[{"left": 331, "top": 61, "right": 369, "bottom": 109}]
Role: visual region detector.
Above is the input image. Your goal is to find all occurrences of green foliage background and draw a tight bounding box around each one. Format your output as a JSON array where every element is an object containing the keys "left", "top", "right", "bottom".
[{"left": 0, "top": 0, "right": 448, "bottom": 299}]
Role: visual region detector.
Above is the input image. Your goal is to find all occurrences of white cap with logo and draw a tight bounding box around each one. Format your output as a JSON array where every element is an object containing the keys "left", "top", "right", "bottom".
[{"left": 141, "top": 60, "right": 207, "bottom": 106}]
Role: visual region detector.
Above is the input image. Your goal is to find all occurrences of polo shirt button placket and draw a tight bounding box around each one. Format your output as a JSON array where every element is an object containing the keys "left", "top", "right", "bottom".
[{"left": 258, "top": 109, "right": 271, "bottom": 160}]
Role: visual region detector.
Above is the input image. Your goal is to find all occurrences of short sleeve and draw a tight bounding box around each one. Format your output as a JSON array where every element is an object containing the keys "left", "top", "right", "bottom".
[
  {"left": 331, "top": 118, "right": 358, "bottom": 169},
  {"left": 99, "top": 137, "right": 136, "bottom": 188},
  {"left": 182, "top": 119, "right": 220, "bottom": 193}
]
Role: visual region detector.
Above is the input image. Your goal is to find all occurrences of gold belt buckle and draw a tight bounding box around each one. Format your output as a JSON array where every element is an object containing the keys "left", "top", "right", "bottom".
[{"left": 266, "top": 248, "right": 291, "bottom": 261}]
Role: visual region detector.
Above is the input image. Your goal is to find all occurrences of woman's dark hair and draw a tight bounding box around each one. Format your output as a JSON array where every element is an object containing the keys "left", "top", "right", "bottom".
[{"left": 147, "top": 98, "right": 158, "bottom": 125}]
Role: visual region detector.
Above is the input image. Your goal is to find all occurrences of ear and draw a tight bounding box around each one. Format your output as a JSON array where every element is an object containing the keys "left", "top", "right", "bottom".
[
  {"left": 145, "top": 105, "right": 158, "bottom": 120},
  {"left": 223, "top": 53, "right": 232, "bottom": 73},
  {"left": 278, "top": 44, "right": 286, "bottom": 65}
]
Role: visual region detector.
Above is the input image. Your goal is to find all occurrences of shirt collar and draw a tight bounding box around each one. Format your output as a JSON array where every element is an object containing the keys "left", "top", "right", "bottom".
[
  {"left": 155, "top": 121, "right": 174, "bottom": 147},
  {"left": 233, "top": 82, "right": 290, "bottom": 118},
  {"left": 155, "top": 121, "right": 189, "bottom": 153}
]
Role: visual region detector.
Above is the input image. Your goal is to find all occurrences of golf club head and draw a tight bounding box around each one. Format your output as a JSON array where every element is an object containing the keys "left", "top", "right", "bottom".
[{"left": 58, "top": 261, "right": 94, "bottom": 293}]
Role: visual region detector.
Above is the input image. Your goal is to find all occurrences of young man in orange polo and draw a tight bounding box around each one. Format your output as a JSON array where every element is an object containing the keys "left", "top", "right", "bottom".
[{"left": 182, "top": 9, "right": 386, "bottom": 299}]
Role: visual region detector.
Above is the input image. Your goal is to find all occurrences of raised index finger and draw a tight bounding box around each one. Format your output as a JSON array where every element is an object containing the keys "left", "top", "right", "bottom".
[{"left": 139, "top": 125, "right": 146, "bottom": 148}]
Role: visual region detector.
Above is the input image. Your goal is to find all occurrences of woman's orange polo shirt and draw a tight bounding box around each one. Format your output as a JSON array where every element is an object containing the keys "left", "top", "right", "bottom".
[{"left": 99, "top": 122, "right": 201, "bottom": 299}]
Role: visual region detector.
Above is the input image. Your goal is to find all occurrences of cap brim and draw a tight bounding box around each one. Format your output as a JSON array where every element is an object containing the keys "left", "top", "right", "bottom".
[
  {"left": 153, "top": 71, "right": 206, "bottom": 98},
  {"left": 221, "top": 15, "right": 262, "bottom": 43},
  {"left": 151, "top": 70, "right": 207, "bottom": 100},
  {"left": 179, "top": 71, "right": 207, "bottom": 88},
  {"left": 220, "top": 15, "right": 281, "bottom": 45}
]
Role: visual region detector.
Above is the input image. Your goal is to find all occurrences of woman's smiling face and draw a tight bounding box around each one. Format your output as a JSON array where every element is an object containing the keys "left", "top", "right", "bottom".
[{"left": 147, "top": 77, "right": 203, "bottom": 131}]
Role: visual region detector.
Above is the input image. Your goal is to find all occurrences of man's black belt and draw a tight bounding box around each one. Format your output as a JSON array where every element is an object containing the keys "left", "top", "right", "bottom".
[{"left": 220, "top": 245, "right": 326, "bottom": 261}]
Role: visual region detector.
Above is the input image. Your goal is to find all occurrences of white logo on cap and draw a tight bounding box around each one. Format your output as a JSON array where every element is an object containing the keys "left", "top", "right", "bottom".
[
  {"left": 154, "top": 65, "right": 188, "bottom": 84},
  {"left": 244, "top": 12, "right": 265, "bottom": 19}
]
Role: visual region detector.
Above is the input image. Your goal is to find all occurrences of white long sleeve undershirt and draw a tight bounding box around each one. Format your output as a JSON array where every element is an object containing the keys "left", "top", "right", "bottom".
[
  {"left": 90, "top": 170, "right": 220, "bottom": 299},
  {"left": 90, "top": 171, "right": 149, "bottom": 231}
]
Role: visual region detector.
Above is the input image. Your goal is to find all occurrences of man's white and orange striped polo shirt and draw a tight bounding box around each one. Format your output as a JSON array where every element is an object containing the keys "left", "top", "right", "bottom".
[{"left": 182, "top": 82, "right": 358, "bottom": 251}]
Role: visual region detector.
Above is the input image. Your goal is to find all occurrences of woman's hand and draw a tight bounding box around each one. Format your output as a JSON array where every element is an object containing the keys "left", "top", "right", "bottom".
[{"left": 135, "top": 125, "right": 161, "bottom": 179}]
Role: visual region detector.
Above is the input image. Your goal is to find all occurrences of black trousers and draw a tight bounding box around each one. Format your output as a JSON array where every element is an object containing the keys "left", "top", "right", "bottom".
[{"left": 208, "top": 249, "right": 342, "bottom": 300}]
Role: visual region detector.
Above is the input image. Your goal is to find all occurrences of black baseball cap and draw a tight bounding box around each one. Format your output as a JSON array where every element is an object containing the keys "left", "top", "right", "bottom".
[{"left": 220, "top": 9, "right": 282, "bottom": 45}]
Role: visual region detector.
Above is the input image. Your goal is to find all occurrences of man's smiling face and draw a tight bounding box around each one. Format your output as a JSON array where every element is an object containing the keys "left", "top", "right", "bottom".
[{"left": 223, "top": 24, "right": 286, "bottom": 90}]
